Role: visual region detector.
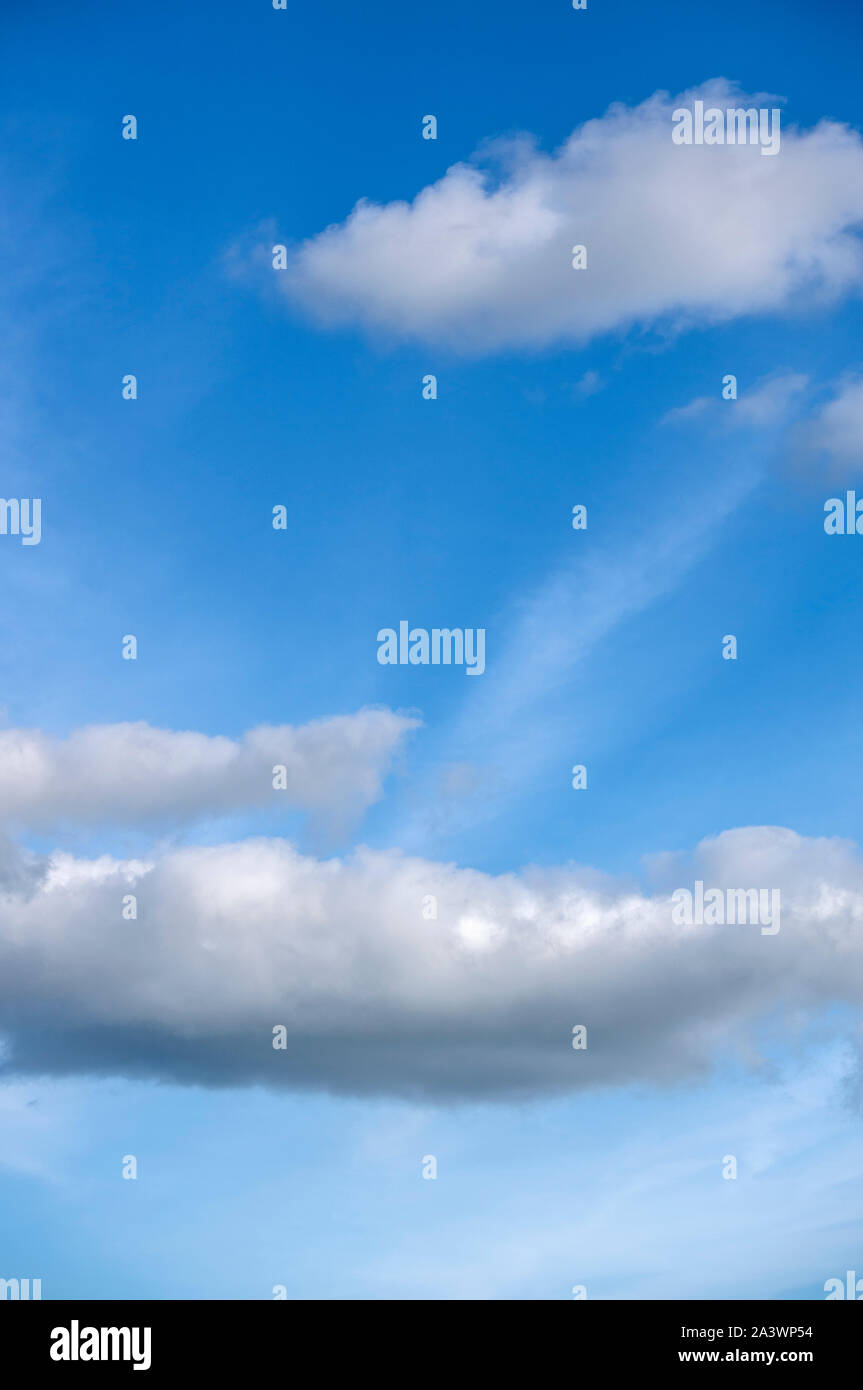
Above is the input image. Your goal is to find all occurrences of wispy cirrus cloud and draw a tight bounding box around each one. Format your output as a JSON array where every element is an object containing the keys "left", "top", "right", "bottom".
[
  {"left": 396, "top": 458, "right": 759, "bottom": 842},
  {"left": 662, "top": 371, "right": 810, "bottom": 428}
]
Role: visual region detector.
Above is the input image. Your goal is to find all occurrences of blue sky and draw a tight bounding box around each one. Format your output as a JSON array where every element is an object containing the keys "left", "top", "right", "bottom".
[{"left": 2, "top": 0, "right": 863, "bottom": 1299}]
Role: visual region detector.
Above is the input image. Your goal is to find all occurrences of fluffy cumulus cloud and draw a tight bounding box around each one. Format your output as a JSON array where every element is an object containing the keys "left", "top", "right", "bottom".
[
  {"left": 2, "top": 826, "right": 863, "bottom": 1100},
  {"left": 0, "top": 710, "right": 419, "bottom": 830},
  {"left": 274, "top": 81, "right": 863, "bottom": 353}
]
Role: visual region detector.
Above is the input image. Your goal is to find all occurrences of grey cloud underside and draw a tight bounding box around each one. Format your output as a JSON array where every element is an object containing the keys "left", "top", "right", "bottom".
[
  {"left": 0, "top": 1022, "right": 717, "bottom": 1101},
  {"left": 1, "top": 828, "right": 862, "bottom": 1100}
]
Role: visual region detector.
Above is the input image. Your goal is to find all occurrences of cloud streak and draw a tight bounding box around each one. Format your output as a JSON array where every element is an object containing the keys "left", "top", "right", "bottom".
[{"left": 662, "top": 371, "right": 810, "bottom": 428}]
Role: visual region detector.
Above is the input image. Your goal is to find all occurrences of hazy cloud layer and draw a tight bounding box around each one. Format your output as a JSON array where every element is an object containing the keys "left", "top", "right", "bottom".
[
  {"left": 2, "top": 826, "right": 862, "bottom": 1100},
  {"left": 0, "top": 710, "right": 419, "bottom": 829},
  {"left": 274, "top": 81, "right": 863, "bottom": 353}
]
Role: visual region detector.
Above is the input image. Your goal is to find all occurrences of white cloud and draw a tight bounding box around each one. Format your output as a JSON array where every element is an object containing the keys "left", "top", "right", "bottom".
[
  {"left": 789, "top": 372, "right": 863, "bottom": 473},
  {"left": 571, "top": 369, "right": 604, "bottom": 399},
  {"left": 274, "top": 81, "right": 863, "bottom": 353},
  {"left": 0, "top": 709, "right": 419, "bottom": 830},
  {"left": 662, "top": 371, "right": 809, "bottom": 428},
  {"left": 2, "top": 825, "right": 863, "bottom": 1100}
]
